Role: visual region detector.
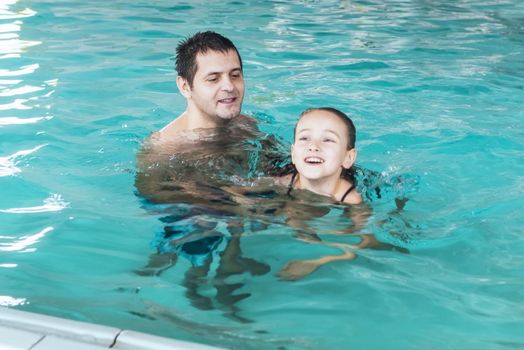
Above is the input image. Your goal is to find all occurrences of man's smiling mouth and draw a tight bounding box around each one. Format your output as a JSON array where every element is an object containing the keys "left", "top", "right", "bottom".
[{"left": 218, "top": 97, "right": 236, "bottom": 104}]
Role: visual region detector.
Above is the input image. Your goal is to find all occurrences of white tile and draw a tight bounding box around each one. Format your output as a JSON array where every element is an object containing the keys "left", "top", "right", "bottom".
[
  {"left": 31, "top": 336, "right": 109, "bottom": 350},
  {"left": 113, "top": 330, "right": 226, "bottom": 350},
  {"left": 0, "top": 308, "right": 226, "bottom": 350},
  {"left": 0, "top": 325, "right": 43, "bottom": 350},
  {"left": 0, "top": 307, "right": 120, "bottom": 347}
]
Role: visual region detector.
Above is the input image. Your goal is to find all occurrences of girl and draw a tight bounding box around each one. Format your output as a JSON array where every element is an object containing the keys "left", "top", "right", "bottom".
[{"left": 284, "top": 107, "right": 362, "bottom": 204}]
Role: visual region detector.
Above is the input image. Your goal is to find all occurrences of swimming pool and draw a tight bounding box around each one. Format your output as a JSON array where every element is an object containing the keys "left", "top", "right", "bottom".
[{"left": 1, "top": 0, "right": 524, "bottom": 349}]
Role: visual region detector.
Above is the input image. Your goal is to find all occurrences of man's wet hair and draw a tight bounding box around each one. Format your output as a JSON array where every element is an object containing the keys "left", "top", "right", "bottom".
[
  {"left": 176, "top": 31, "right": 243, "bottom": 87},
  {"left": 295, "top": 107, "right": 356, "bottom": 150}
]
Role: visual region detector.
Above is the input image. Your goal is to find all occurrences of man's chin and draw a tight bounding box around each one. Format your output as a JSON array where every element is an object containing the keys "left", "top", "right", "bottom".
[{"left": 217, "top": 109, "right": 241, "bottom": 121}]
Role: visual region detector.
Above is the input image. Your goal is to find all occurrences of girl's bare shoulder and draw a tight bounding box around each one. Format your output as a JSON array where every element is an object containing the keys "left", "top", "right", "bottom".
[{"left": 340, "top": 180, "right": 363, "bottom": 205}]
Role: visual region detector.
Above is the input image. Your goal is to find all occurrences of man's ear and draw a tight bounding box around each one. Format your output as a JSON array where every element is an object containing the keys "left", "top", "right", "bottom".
[
  {"left": 176, "top": 76, "right": 191, "bottom": 98},
  {"left": 342, "top": 148, "right": 357, "bottom": 169}
]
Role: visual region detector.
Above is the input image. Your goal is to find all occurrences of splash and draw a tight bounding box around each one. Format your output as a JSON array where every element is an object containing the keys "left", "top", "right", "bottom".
[{"left": 0, "top": 194, "right": 69, "bottom": 213}]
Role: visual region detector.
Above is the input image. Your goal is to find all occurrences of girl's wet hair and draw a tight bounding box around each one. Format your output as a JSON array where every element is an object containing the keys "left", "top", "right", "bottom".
[
  {"left": 176, "top": 31, "right": 243, "bottom": 88},
  {"left": 296, "top": 107, "right": 356, "bottom": 150},
  {"left": 294, "top": 107, "right": 358, "bottom": 184}
]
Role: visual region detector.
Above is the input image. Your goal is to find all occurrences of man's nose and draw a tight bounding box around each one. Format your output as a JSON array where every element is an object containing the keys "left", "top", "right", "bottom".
[{"left": 221, "top": 77, "right": 234, "bottom": 92}]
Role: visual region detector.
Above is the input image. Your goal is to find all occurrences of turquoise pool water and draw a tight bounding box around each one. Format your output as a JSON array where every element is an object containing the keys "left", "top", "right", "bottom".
[{"left": 1, "top": 0, "right": 524, "bottom": 349}]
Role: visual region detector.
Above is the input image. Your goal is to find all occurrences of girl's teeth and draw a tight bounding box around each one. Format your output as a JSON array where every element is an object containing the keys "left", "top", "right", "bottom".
[{"left": 305, "top": 157, "right": 323, "bottom": 163}]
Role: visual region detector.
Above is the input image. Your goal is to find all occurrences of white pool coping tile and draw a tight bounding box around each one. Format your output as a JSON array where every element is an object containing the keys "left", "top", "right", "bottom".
[
  {"left": 113, "top": 330, "right": 226, "bottom": 350},
  {"left": 0, "top": 307, "right": 119, "bottom": 347},
  {"left": 32, "top": 335, "right": 109, "bottom": 350},
  {"left": 0, "top": 325, "right": 43, "bottom": 350},
  {"left": 0, "top": 307, "right": 227, "bottom": 350}
]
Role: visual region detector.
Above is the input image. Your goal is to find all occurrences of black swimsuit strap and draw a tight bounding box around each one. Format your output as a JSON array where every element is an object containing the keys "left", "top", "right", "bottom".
[
  {"left": 286, "top": 170, "right": 298, "bottom": 196},
  {"left": 339, "top": 184, "right": 355, "bottom": 203}
]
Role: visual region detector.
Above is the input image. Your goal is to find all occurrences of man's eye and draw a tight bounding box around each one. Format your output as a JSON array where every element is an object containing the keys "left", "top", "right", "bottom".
[{"left": 207, "top": 76, "right": 218, "bottom": 82}]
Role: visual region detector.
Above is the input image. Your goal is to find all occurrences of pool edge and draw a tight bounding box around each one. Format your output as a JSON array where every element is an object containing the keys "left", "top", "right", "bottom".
[{"left": 0, "top": 306, "right": 226, "bottom": 350}]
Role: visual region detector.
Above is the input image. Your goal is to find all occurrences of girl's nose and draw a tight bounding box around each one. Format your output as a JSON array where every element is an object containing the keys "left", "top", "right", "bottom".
[{"left": 308, "top": 142, "right": 320, "bottom": 151}]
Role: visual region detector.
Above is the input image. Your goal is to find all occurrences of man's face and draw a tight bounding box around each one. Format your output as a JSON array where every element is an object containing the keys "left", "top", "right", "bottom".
[{"left": 186, "top": 49, "right": 244, "bottom": 124}]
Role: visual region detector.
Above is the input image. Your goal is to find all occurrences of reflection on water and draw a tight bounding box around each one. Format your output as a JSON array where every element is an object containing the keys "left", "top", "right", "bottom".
[
  {"left": 0, "top": 226, "right": 53, "bottom": 253},
  {"left": 0, "top": 0, "right": 66, "bottom": 322}
]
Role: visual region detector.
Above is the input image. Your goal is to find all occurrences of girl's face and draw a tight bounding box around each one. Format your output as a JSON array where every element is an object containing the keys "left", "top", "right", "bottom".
[{"left": 291, "top": 110, "right": 356, "bottom": 183}]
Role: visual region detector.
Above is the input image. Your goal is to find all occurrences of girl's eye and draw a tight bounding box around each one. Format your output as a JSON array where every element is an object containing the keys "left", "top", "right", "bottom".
[
  {"left": 298, "top": 136, "right": 309, "bottom": 141},
  {"left": 324, "top": 138, "right": 335, "bottom": 143}
]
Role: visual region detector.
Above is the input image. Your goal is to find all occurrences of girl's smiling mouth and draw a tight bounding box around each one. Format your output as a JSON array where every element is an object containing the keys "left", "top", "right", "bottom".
[{"left": 304, "top": 156, "right": 324, "bottom": 164}]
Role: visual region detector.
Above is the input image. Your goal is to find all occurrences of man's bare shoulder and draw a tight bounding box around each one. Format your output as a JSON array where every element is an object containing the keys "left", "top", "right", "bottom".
[
  {"left": 144, "top": 113, "right": 196, "bottom": 152},
  {"left": 145, "top": 130, "right": 176, "bottom": 148},
  {"left": 237, "top": 114, "right": 260, "bottom": 130},
  {"left": 155, "top": 115, "right": 187, "bottom": 143},
  {"left": 239, "top": 114, "right": 257, "bottom": 123},
  {"left": 136, "top": 130, "right": 185, "bottom": 170}
]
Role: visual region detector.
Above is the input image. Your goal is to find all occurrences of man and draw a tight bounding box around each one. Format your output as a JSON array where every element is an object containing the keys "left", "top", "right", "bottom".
[
  {"left": 135, "top": 32, "right": 278, "bottom": 321},
  {"left": 136, "top": 31, "right": 284, "bottom": 204}
]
